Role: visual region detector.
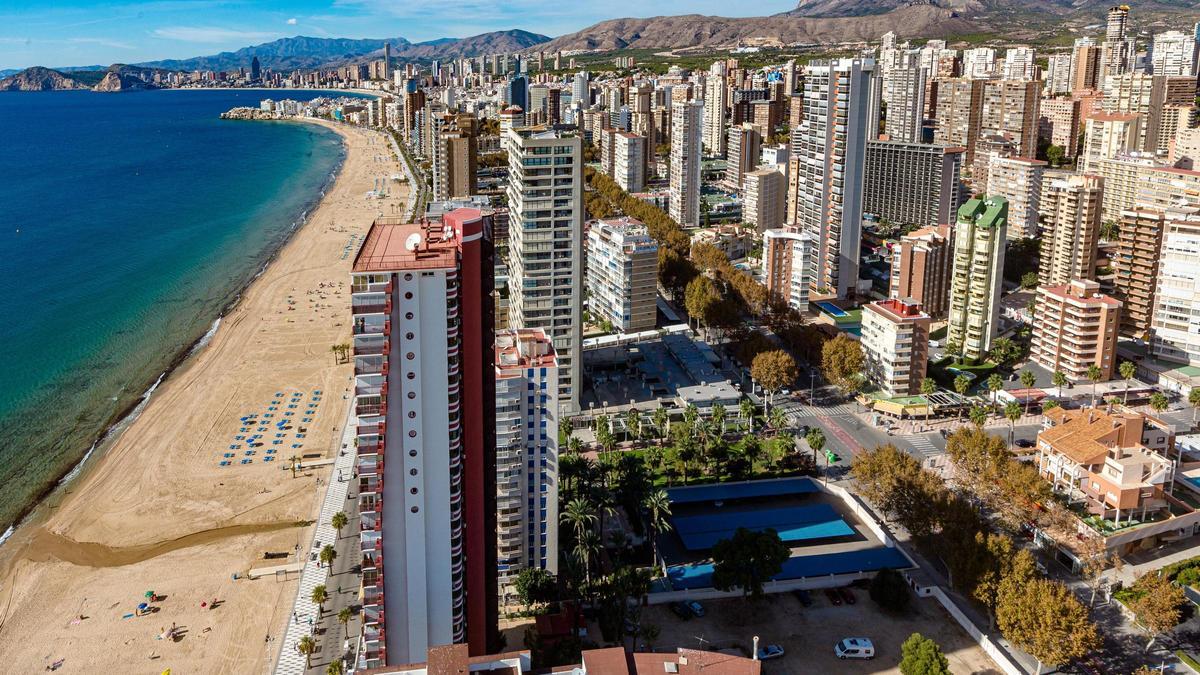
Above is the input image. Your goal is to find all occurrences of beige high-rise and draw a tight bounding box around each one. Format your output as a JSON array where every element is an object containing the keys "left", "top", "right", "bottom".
[
  {"left": 1039, "top": 173, "right": 1103, "bottom": 286},
  {"left": 980, "top": 80, "right": 1040, "bottom": 159},
  {"left": 986, "top": 156, "right": 1046, "bottom": 239},
  {"left": 1114, "top": 208, "right": 1166, "bottom": 338},
  {"left": 890, "top": 225, "right": 953, "bottom": 320},
  {"left": 743, "top": 167, "right": 785, "bottom": 232},
  {"left": 1031, "top": 279, "right": 1121, "bottom": 381}
]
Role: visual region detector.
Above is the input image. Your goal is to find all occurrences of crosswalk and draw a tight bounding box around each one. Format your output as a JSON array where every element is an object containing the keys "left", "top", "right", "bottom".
[
  {"left": 779, "top": 400, "right": 860, "bottom": 418},
  {"left": 897, "top": 433, "right": 942, "bottom": 460}
]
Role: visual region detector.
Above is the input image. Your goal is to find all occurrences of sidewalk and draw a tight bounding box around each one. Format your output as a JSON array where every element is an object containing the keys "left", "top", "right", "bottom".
[{"left": 273, "top": 399, "right": 358, "bottom": 675}]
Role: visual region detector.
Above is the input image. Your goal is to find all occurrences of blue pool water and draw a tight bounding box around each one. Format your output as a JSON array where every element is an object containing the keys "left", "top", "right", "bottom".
[{"left": 816, "top": 301, "right": 848, "bottom": 318}]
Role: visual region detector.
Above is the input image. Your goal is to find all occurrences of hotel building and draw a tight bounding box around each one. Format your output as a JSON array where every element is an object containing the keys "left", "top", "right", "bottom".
[
  {"left": 861, "top": 298, "right": 932, "bottom": 398},
  {"left": 351, "top": 209, "right": 496, "bottom": 667},
  {"left": 863, "top": 140, "right": 965, "bottom": 229},
  {"left": 1030, "top": 279, "right": 1121, "bottom": 381}
]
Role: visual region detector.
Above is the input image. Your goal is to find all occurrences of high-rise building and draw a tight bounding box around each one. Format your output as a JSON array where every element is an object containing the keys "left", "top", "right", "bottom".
[
  {"left": 985, "top": 155, "right": 1046, "bottom": 239},
  {"left": 963, "top": 48, "right": 998, "bottom": 79},
  {"left": 881, "top": 57, "right": 926, "bottom": 143},
  {"left": 1090, "top": 154, "right": 1163, "bottom": 222},
  {"left": 1031, "top": 279, "right": 1121, "bottom": 381},
  {"left": 506, "top": 75, "right": 528, "bottom": 111},
  {"left": 861, "top": 298, "right": 932, "bottom": 398},
  {"left": 1037, "top": 97, "right": 1082, "bottom": 159},
  {"left": 1039, "top": 173, "right": 1103, "bottom": 286},
  {"left": 613, "top": 132, "right": 646, "bottom": 193},
  {"left": 743, "top": 167, "right": 786, "bottom": 232},
  {"left": 572, "top": 71, "right": 590, "bottom": 107},
  {"left": 1152, "top": 30, "right": 1199, "bottom": 77},
  {"left": 1081, "top": 113, "right": 1141, "bottom": 172},
  {"left": 1102, "top": 5, "right": 1135, "bottom": 82},
  {"left": 724, "top": 123, "right": 761, "bottom": 190},
  {"left": 863, "top": 140, "right": 964, "bottom": 228},
  {"left": 1114, "top": 208, "right": 1166, "bottom": 338},
  {"left": 506, "top": 128, "right": 584, "bottom": 413},
  {"left": 933, "top": 79, "right": 984, "bottom": 165},
  {"left": 890, "top": 225, "right": 953, "bottom": 320},
  {"left": 1044, "top": 53, "right": 1074, "bottom": 96},
  {"left": 669, "top": 101, "right": 703, "bottom": 227},
  {"left": 762, "top": 226, "right": 816, "bottom": 311},
  {"left": 703, "top": 62, "right": 728, "bottom": 156},
  {"left": 947, "top": 196, "right": 1009, "bottom": 361},
  {"left": 1102, "top": 74, "right": 1197, "bottom": 153},
  {"left": 494, "top": 329, "right": 558, "bottom": 601},
  {"left": 250, "top": 55, "right": 261, "bottom": 81},
  {"left": 1150, "top": 206, "right": 1200, "bottom": 365},
  {"left": 1003, "top": 47, "right": 1037, "bottom": 80},
  {"left": 383, "top": 42, "right": 392, "bottom": 80},
  {"left": 980, "top": 79, "right": 1040, "bottom": 159},
  {"left": 431, "top": 113, "right": 479, "bottom": 202},
  {"left": 351, "top": 208, "right": 496, "bottom": 668},
  {"left": 1071, "top": 41, "right": 1103, "bottom": 91},
  {"left": 585, "top": 217, "right": 659, "bottom": 333},
  {"left": 791, "top": 57, "right": 877, "bottom": 299}
]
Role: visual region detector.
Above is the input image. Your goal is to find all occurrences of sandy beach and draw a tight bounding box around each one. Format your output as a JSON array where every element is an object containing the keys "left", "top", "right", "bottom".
[{"left": 0, "top": 119, "right": 406, "bottom": 673}]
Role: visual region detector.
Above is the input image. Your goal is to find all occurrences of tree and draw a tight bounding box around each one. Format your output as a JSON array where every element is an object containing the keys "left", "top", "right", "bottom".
[
  {"left": 514, "top": 567, "right": 557, "bottom": 609},
  {"left": 311, "top": 584, "right": 329, "bottom": 617},
  {"left": 996, "top": 578, "right": 1099, "bottom": 674},
  {"left": 1004, "top": 401, "right": 1022, "bottom": 447},
  {"left": 740, "top": 397, "right": 756, "bottom": 433},
  {"left": 684, "top": 275, "right": 721, "bottom": 336},
  {"left": 331, "top": 511, "right": 348, "bottom": 539},
  {"left": 953, "top": 374, "right": 971, "bottom": 421},
  {"left": 1086, "top": 364, "right": 1103, "bottom": 406},
  {"left": 805, "top": 427, "right": 826, "bottom": 470},
  {"left": 969, "top": 405, "right": 989, "bottom": 427},
  {"left": 337, "top": 606, "right": 354, "bottom": 640},
  {"left": 1045, "top": 144, "right": 1065, "bottom": 168},
  {"left": 1052, "top": 370, "right": 1068, "bottom": 398},
  {"left": 1077, "top": 535, "right": 1119, "bottom": 608},
  {"left": 320, "top": 543, "right": 337, "bottom": 571},
  {"left": 625, "top": 407, "right": 642, "bottom": 443},
  {"left": 822, "top": 334, "right": 864, "bottom": 394},
  {"left": 899, "top": 633, "right": 950, "bottom": 675},
  {"left": 594, "top": 414, "right": 616, "bottom": 456},
  {"left": 561, "top": 498, "right": 597, "bottom": 543},
  {"left": 986, "top": 373, "right": 1004, "bottom": 412},
  {"left": 1020, "top": 271, "right": 1039, "bottom": 289},
  {"left": 1119, "top": 361, "right": 1137, "bottom": 404},
  {"left": 711, "top": 527, "right": 790, "bottom": 599},
  {"left": 327, "top": 660, "right": 344, "bottom": 675},
  {"left": 644, "top": 489, "right": 673, "bottom": 573},
  {"left": 769, "top": 406, "right": 788, "bottom": 434},
  {"left": 1020, "top": 370, "right": 1037, "bottom": 415},
  {"left": 920, "top": 377, "right": 937, "bottom": 427},
  {"left": 1042, "top": 399, "right": 1061, "bottom": 414},
  {"left": 288, "top": 454, "right": 300, "bottom": 479},
  {"left": 297, "top": 635, "right": 317, "bottom": 669},
  {"left": 870, "top": 568, "right": 911, "bottom": 613},
  {"left": 1127, "top": 572, "right": 1185, "bottom": 652},
  {"left": 1100, "top": 219, "right": 1119, "bottom": 242},
  {"left": 1190, "top": 387, "right": 1200, "bottom": 425},
  {"left": 971, "top": 533, "right": 1036, "bottom": 628},
  {"left": 652, "top": 406, "right": 670, "bottom": 447},
  {"left": 1150, "top": 391, "right": 1170, "bottom": 413},
  {"left": 751, "top": 349, "right": 798, "bottom": 413}
]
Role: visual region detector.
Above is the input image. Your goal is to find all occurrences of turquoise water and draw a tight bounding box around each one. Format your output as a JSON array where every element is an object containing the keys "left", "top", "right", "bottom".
[{"left": 0, "top": 89, "right": 351, "bottom": 534}]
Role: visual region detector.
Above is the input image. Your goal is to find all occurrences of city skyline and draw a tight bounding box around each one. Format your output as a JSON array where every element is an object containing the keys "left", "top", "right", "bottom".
[{"left": 0, "top": 0, "right": 799, "bottom": 71}]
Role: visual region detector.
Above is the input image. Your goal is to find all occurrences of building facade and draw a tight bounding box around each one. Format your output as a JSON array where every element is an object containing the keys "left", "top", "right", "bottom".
[
  {"left": 890, "top": 225, "right": 953, "bottom": 320},
  {"left": 861, "top": 298, "right": 932, "bottom": 398},
  {"left": 585, "top": 217, "right": 659, "bottom": 333},
  {"left": 1150, "top": 207, "right": 1200, "bottom": 365},
  {"left": 985, "top": 155, "right": 1046, "bottom": 239},
  {"left": 1039, "top": 173, "right": 1103, "bottom": 286},
  {"left": 670, "top": 101, "right": 704, "bottom": 227},
  {"left": 1030, "top": 279, "right": 1121, "bottom": 381},
  {"left": 947, "top": 196, "right": 1009, "bottom": 361},
  {"left": 762, "top": 226, "right": 816, "bottom": 311},
  {"left": 743, "top": 167, "right": 786, "bottom": 232},
  {"left": 863, "top": 140, "right": 964, "bottom": 229}
]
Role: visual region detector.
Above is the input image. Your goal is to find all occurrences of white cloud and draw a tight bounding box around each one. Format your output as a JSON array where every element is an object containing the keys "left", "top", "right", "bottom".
[
  {"left": 68, "top": 37, "right": 136, "bottom": 50},
  {"left": 151, "top": 26, "right": 278, "bottom": 43},
  {"left": 287, "top": 17, "right": 297, "bottom": 25}
]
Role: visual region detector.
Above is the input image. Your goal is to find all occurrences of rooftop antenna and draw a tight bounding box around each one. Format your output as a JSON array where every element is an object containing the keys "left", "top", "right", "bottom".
[{"left": 404, "top": 232, "right": 422, "bottom": 252}]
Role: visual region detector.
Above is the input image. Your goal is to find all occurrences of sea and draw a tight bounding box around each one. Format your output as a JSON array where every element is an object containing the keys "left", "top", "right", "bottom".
[{"left": 0, "top": 89, "right": 356, "bottom": 540}]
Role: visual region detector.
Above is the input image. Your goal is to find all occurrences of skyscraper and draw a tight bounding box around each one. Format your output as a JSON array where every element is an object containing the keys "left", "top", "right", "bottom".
[
  {"left": 506, "top": 75, "right": 528, "bottom": 112},
  {"left": 864, "top": 140, "right": 964, "bottom": 229},
  {"left": 351, "top": 208, "right": 496, "bottom": 668},
  {"left": 947, "top": 196, "right": 1008, "bottom": 361},
  {"left": 985, "top": 156, "right": 1046, "bottom": 239},
  {"left": 1038, "top": 173, "right": 1103, "bottom": 286},
  {"left": 933, "top": 79, "right": 984, "bottom": 165},
  {"left": 703, "top": 62, "right": 728, "bottom": 156},
  {"left": 431, "top": 113, "right": 479, "bottom": 202},
  {"left": 1152, "top": 30, "right": 1199, "bottom": 77},
  {"left": 1102, "top": 5, "right": 1135, "bottom": 83},
  {"left": 881, "top": 54, "right": 926, "bottom": 143},
  {"left": 724, "top": 123, "right": 761, "bottom": 190},
  {"left": 506, "top": 128, "right": 584, "bottom": 413},
  {"left": 1150, "top": 207, "right": 1200, "bottom": 365},
  {"left": 790, "top": 57, "right": 877, "bottom": 299},
  {"left": 250, "top": 55, "right": 261, "bottom": 81},
  {"left": 980, "top": 79, "right": 1040, "bottom": 159},
  {"left": 669, "top": 101, "right": 703, "bottom": 227}
]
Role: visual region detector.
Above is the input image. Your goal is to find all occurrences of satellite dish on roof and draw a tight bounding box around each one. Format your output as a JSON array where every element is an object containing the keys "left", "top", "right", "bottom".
[{"left": 405, "top": 232, "right": 422, "bottom": 251}]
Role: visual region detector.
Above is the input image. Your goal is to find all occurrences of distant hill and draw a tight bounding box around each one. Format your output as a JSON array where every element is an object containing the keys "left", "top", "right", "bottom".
[
  {"left": 135, "top": 36, "right": 412, "bottom": 72},
  {"left": 0, "top": 67, "right": 89, "bottom": 91},
  {"left": 781, "top": 0, "right": 1200, "bottom": 22},
  {"left": 538, "top": 6, "right": 973, "bottom": 51}
]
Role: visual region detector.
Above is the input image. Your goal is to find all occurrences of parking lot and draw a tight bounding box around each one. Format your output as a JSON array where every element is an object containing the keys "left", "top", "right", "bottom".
[{"left": 638, "top": 591, "right": 1001, "bottom": 674}]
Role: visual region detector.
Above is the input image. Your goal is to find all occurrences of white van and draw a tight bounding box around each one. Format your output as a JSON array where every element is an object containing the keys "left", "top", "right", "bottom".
[{"left": 835, "top": 638, "right": 875, "bottom": 660}]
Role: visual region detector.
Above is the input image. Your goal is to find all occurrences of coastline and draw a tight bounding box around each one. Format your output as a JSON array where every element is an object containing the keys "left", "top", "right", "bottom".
[
  {"left": 0, "top": 129, "right": 347, "bottom": 549},
  {"left": 0, "top": 117, "right": 407, "bottom": 674}
]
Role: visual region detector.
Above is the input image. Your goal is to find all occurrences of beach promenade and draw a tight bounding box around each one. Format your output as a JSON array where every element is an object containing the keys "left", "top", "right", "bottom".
[{"left": 0, "top": 120, "right": 406, "bottom": 674}]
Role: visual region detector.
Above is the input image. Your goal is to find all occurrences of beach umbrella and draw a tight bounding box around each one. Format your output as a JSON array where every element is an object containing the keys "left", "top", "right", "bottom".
[{"left": 144, "top": 591, "right": 155, "bottom": 599}]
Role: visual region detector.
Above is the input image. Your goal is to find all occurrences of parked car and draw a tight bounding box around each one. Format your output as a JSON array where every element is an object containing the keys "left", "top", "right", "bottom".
[
  {"left": 823, "top": 588, "right": 843, "bottom": 606},
  {"left": 838, "top": 587, "right": 857, "bottom": 605},
  {"left": 835, "top": 638, "right": 875, "bottom": 660},
  {"left": 757, "top": 644, "right": 786, "bottom": 660},
  {"left": 685, "top": 600, "right": 705, "bottom": 617},
  {"left": 1016, "top": 438, "right": 1035, "bottom": 448},
  {"left": 670, "top": 602, "right": 692, "bottom": 619},
  {"left": 793, "top": 589, "right": 813, "bottom": 607}
]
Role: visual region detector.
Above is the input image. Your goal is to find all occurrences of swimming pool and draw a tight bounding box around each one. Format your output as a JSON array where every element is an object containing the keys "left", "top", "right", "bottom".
[{"left": 815, "top": 301, "right": 848, "bottom": 318}]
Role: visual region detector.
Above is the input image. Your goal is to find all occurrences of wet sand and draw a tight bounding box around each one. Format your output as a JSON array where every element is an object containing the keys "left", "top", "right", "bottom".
[{"left": 0, "top": 119, "right": 407, "bottom": 674}]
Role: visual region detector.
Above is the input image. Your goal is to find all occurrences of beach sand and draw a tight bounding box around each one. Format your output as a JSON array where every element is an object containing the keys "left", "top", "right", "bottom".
[{"left": 0, "top": 120, "right": 406, "bottom": 674}]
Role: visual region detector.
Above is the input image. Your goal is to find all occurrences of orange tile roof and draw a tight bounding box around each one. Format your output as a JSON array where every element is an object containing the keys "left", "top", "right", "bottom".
[{"left": 1039, "top": 408, "right": 1124, "bottom": 465}]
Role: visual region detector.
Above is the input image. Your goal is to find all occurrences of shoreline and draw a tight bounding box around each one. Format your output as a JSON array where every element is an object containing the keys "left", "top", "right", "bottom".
[{"left": 0, "top": 128, "right": 347, "bottom": 549}]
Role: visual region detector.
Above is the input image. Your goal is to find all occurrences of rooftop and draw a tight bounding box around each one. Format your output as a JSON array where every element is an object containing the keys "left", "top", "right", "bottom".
[{"left": 352, "top": 209, "right": 484, "bottom": 273}]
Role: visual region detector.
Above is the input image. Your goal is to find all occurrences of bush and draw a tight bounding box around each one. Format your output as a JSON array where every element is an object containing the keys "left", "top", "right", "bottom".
[{"left": 869, "top": 568, "right": 912, "bottom": 613}]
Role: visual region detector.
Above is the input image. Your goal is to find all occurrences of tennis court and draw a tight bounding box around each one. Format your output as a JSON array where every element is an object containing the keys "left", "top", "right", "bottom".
[
  {"left": 674, "top": 504, "right": 854, "bottom": 551},
  {"left": 666, "top": 477, "right": 819, "bottom": 505}
]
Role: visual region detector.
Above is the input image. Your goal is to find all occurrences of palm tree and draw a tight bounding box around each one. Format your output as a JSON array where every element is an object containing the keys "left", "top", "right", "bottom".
[
  {"left": 711, "top": 403, "right": 727, "bottom": 435},
  {"left": 683, "top": 404, "right": 699, "bottom": 434},
  {"left": 1086, "top": 364, "right": 1103, "bottom": 407},
  {"left": 1004, "top": 401, "right": 1022, "bottom": 448},
  {"left": 327, "top": 661, "right": 345, "bottom": 675},
  {"left": 1119, "top": 361, "right": 1137, "bottom": 404},
  {"left": 770, "top": 407, "right": 788, "bottom": 434},
  {"left": 330, "top": 344, "right": 341, "bottom": 364},
  {"left": 288, "top": 455, "right": 300, "bottom": 479},
  {"left": 643, "top": 490, "right": 673, "bottom": 574},
  {"left": 561, "top": 498, "right": 597, "bottom": 543},
  {"left": 953, "top": 374, "right": 971, "bottom": 422},
  {"left": 986, "top": 373, "right": 1004, "bottom": 414},
  {"left": 652, "top": 406, "right": 670, "bottom": 447},
  {"left": 1019, "top": 370, "right": 1037, "bottom": 416},
  {"left": 920, "top": 377, "right": 937, "bottom": 428},
  {"left": 567, "top": 436, "right": 583, "bottom": 455},
  {"left": 297, "top": 635, "right": 317, "bottom": 669},
  {"left": 625, "top": 407, "right": 642, "bottom": 443},
  {"left": 574, "top": 530, "right": 601, "bottom": 585},
  {"left": 337, "top": 606, "right": 354, "bottom": 640},
  {"left": 1150, "top": 392, "right": 1170, "bottom": 414},
  {"left": 805, "top": 427, "right": 826, "bottom": 470},
  {"left": 311, "top": 584, "right": 328, "bottom": 617},
  {"left": 740, "top": 397, "right": 756, "bottom": 433},
  {"left": 1052, "top": 370, "right": 1068, "bottom": 398},
  {"left": 969, "top": 405, "right": 989, "bottom": 428},
  {"left": 331, "top": 511, "right": 348, "bottom": 539},
  {"left": 320, "top": 544, "right": 337, "bottom": 571},
  {"left": 592, "top": 488, "right": 618, "bottom": 544},
  {"left": 559, "top": 417, "right": 573, "bottom": 444},
  {"left": 1189, "top": 387, "right": 1200, "bottom": 426}
]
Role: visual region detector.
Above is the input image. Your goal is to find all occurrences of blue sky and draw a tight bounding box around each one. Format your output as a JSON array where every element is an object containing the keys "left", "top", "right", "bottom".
[{"left": 0, "top": 0, "right": 799, "bottom": 70}]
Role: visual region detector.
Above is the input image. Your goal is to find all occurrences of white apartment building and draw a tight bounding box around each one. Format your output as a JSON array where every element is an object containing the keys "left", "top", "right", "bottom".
[
  {"left": 743, "top": 167, "right": 786, "bottom": 231},
  {"left": 670, "top": 101, "right": 703, "bottom": 227},
  {"left": 585, "top": 217, "right": 659, "bottom": 333},
  {"left": 494, "top": 329, "right": 559, "bottom": 602},
  {"left": 1081, "top": 113, "right": 1141, "bottom": 173},
  {"left": 703, "top": 62, "right": 727, "bottom": 156},
  {"left": 1152, "top": 30, "right": 1198, "bottom": 77},
  {"left": 986, "top": 155, "right": 1046, "bottom": 239},
  {"left": 763, "top": 227, "right": 816, "bottom": 311},
  {"left": 613, "top": 131, "right": 645, "bottom": 193},
  {"left": 1003, "top": 46, "right": 1037, "bottom": 80},
  {"left": 1151, "top": 206, "right": 1200, "bottom": 366},
  {"left": 963, "top": 48, "right": 998, "bottom": 79},
  {"left": 881, "top": 54, "right": 925, "bottom": 144},
  {"left": 506, "top": 127, "right": 584, "bottom": 413},
  {"left": 861, "top": 298, "right": 932, "bottom": 398}
]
